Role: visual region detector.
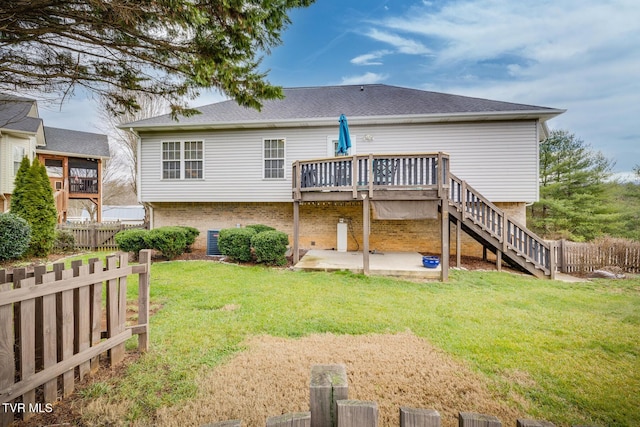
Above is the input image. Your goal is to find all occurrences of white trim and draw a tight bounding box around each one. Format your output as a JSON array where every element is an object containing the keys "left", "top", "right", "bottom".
[
  {"left": 262, "top": 137, "right": 286, "bottom": 180},
  {"left": 160, "top": 139, "right": 205, "bottom": 180},
  {"left": 124, "top": 110, "right": 566, "bottom": 132},
  {"left": 326, "top": 135, "right": 357, "bottom": 157}
]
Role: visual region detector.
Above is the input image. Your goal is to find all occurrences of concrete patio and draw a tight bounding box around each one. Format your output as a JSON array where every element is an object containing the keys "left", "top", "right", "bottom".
[{"left": 292, "top": 249, "right": 441, "bottom": 280}]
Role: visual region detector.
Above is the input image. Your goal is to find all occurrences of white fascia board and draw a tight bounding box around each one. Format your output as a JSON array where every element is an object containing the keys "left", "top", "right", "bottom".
[{"left": 123, "top": 109, "right": 567, "bottom": 133}]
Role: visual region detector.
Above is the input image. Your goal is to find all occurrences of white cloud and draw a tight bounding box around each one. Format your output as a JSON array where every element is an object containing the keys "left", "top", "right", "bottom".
[
  {"left": 365, "top": 0, "right": 640, "bottom": 172},
  {"left": 351, "top": 50, "right": 392, "bottom": 66},
  {"left": 364, "top": 29, "right": 431, "bottom": 55},
  {"left": 341, "top": 72, "right": 389, "bottom": 85}
]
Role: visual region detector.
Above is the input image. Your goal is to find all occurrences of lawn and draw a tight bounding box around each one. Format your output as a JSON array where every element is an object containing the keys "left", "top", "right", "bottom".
[{"left": 33, "top": 256, "right": 640, "bottom": 426}]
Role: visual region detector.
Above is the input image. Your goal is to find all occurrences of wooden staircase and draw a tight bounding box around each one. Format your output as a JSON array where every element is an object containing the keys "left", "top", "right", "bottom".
[{"left": 448, "top": 173, "right": 556, "bottom": 279}]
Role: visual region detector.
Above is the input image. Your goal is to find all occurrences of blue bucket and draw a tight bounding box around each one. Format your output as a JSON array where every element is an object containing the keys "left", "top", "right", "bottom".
[{"left": 422, "top": 256, "right": 440, "bottom": 268}]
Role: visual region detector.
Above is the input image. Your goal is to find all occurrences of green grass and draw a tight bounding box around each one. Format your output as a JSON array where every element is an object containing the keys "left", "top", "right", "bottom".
[{"left": 73, "top": 258, "right": 639, "bottom": 426}]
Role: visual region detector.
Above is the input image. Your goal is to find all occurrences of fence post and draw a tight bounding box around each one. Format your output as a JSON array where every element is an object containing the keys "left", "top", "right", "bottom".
[
  {"left": 336, "top": 400, "right": 378, "bottom": 427},
  {"left": 138, "top": 250, "right": 152, "bottom": 352},
  {"left": 310, "top": 364, "right": 348, "bottom": 427},
  {"left": 19, "top": 277, "right": 37, "bottom": 419},
  {"left": 1, "top": 282, "right": 15, "bottom": 427},
  {"left": 458, "top": 412, "right": 501, "bottom": 427},
  {"left": 399, "top": 408, "right": 440, "bottom": 427},
  {"left": 267, "top": 412, "right": 311, "bottom": 427},
  {"left": 559, "top": 239, "right": 567, "bottom": 273}
]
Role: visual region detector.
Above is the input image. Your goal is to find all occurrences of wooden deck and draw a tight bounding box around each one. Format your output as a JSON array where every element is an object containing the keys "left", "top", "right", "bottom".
[
  {"left": 291, "top": 152, "right": 554, "bottom": 280},
  {"left": 292, "top": 153, "right": 449, "bottom": 202}
]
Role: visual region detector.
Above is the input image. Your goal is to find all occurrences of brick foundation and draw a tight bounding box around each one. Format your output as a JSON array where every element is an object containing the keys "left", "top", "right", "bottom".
[{"left": 149, "top": 201, "right": 526, "bottom": 258}]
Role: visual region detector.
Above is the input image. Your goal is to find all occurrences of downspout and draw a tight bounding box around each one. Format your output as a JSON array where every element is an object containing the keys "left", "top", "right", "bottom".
[
  {"left": 130, "top": 127, "right": 152, "bottom": 228},
  {"left": 0, "top": 194, "right": 7, "bottom": 213},
  {"left": 130, "top": 128, "right": 142, "bottom": 205}
]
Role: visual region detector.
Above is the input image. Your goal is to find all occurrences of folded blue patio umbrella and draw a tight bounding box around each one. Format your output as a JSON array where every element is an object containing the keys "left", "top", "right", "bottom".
[{"left": 337, "top": 114, "right": 351, "bottom": 155}]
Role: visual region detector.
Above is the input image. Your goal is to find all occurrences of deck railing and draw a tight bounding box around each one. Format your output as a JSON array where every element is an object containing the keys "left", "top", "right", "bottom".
[
  {"left": 449, "top": 174, "right": 553, "bottom": 276},
  {"left": 292, "top": 153, "right": 449, "bottom": 199}
]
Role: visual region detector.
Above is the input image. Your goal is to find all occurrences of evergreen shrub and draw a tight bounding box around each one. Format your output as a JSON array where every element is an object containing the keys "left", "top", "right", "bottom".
[
  {"left": 115, "top": 228, "right": 149, "bottom": 258},
  {"left": 245, "top": 224, "right": 276, "bottom": 234},
  {"left": 0, "top": 213, "right": 31, "bottom": 261},
  {"left": 54, "top": 229, "right": 76, "bottom": 253},
  {"left": 179, "top": 226, "right": 200, "bottom": 252},
  {"left": 144, "top": 226, "right": 187, "bottom": 260},
  {"left": 218, "top": 227, "right": 256, "bottom": 262},
  {"left": 251, "top": 230, "right": 289, "bottom": 265}
]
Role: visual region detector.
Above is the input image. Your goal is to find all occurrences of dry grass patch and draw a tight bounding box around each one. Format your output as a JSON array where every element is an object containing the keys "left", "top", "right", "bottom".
[{"left": 155, "top": 332, "right": 528, "bottom": 427}]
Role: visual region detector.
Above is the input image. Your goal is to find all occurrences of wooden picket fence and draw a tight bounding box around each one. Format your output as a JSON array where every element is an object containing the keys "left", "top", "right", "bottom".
[
  {"left": 0, "top": 250, "right": 151, "bottom": 426},
  {"left": 557, "top": 238, "right": 640, "bottom": 274},
  {"left": 203, "top": 365, "right": 568, "bottom": 427},
  {"left": 57, "top": 221, "right": 148, "bottom": 251}
]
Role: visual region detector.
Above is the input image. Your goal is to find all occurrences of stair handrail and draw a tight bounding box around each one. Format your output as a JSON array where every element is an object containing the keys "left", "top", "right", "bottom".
[{"left": 449, "top": 173, "right": 553, "bottom": 276}]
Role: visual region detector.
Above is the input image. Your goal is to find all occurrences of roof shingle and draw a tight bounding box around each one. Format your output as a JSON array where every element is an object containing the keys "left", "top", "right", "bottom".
[{"left": 125, "top": 84, "right": 563, "bottom": 129}]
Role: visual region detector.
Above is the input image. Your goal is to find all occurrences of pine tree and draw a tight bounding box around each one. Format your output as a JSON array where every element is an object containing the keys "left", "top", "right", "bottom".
[
  {"left": 10, "top": 159, "right": 58, "bottom": 257},
  {"left": 528, "top": 130, "right": 616, "bottom": 241}
]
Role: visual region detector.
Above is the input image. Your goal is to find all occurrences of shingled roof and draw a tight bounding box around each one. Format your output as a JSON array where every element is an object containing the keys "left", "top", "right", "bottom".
[
  {"left": 41, "top": 127, "right": 110, "bottom": 159},
  {"left": 124, "top": 84, "right": 564, "bottom": 130},
  {"left": 0, "top": 95, "right": 42, "bottom": 133}
]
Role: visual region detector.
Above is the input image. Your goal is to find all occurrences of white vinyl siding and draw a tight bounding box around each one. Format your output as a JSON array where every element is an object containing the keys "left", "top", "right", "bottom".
[
  {"left": 0, "top": 135, "right": 35, "bottom": 195},
  {"left": 139, "top": 120, "right": 539, "bottom": 203},
  {"left": 263, "top": 138, "right": 285, "bottom": 179},
  {"left": 161, "top": 140, "right": 203, "bottom": 180}
]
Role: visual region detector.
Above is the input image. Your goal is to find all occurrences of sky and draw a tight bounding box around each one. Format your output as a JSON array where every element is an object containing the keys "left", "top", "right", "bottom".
[{"left": 39, "top": 0, "right": 640, "bottom": 176}]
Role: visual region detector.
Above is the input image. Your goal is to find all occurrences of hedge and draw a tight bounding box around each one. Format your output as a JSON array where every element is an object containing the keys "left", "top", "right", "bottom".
[
  {"left": 144, "top": 226, "right": 188, "bottom": 260},
  {"left": 245, "top": 224, "right": 276, "bottom": 234},
  {"left": 115, "top": 228, "right": 149, "bottom": 256},
  {"left": 251, "top": 230, "right": 289, "bottom": 265},
  {"left": 218, "top": 228, "right": 257, "bottom": 262}
]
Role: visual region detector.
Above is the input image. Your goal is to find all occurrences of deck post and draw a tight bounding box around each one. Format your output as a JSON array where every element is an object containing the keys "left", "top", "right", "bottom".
[
  {"left": 496, "top": 250, "right": 502, "bottom": 272},
  {"left": 293, "top": 201, "right": 300, "bottom": 264},
  {"left": 362, "top": 195, "right": 370, "bottom": 275},
  {"left": 456, "top": 219, "right": 462, "bottom": 268},
  {"left": 440, "top": 198, "right": 449, "bottom": 282}
]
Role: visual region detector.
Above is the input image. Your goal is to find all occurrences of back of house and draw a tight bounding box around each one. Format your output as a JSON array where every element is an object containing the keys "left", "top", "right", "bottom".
[{"left": 124, "top": 84, "right": 564, "bottom": 258}]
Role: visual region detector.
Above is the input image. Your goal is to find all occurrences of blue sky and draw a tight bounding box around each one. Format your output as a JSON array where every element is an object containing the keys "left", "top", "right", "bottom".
[{"left": 40, "top": 0, "right": 640, "bottom": 175}]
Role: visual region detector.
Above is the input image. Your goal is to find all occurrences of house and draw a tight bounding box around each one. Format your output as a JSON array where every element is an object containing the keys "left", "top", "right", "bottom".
[
  {"left": 124, "top": 84, "right": 564, "bottom": 277},
  {"left": 73, "top": 205, "right": 146, "bottom": 225},
  {"left": 0, "top": 95, "right": 110, "bottom": 221}
]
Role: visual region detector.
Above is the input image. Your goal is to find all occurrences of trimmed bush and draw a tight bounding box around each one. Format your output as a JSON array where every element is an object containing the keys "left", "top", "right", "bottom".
[
  {"left": 245, "top": 224, "right": 276, "bottom": 234},
  {"left": 218, "top": 227, "right": 256, "bottom": 262},
  {"left": 179, "top": 226, "right": 200, "bottom": 252},
  {"left": 0, "top": 213, "right": 32, "bottom": 261},
  {"left": 115, "top": 228, "right": 149, "bottom": 257},
  {"left": 10, "top": 158, "right": 57, "bottom": 257},
  {"left": 251, "top": 230, "right": 289, "bottom": 265},
  {"left": 54, "top": 229, "right": 76, "bottom": 253},
  {"left": 144, "top": 226, "right": 187, "bottom": 260}
]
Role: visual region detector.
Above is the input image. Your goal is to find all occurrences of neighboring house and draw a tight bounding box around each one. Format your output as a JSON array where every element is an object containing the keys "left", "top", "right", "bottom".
[
  {"left": 72, "top": 205, "right": 146, "bottom": 225},
  {"left": 0, "top": 95, "right": 110, "bottom": 221},
  {"left": 124, "top": 84, "right": 564, "bottom": 273}
]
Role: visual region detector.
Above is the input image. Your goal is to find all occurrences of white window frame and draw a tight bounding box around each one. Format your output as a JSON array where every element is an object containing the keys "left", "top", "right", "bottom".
[
  {"left": 161, "top": 140, "right": 204, "bottom": 180},
  {"left": 13, "top": 145, "right": 26, "bottom": 176},
  {"left": 263, "top": 138, "right": 286, "bottom": 180},
  {"left": 326, "top": 135, "right": 357, "bottom": 157}
]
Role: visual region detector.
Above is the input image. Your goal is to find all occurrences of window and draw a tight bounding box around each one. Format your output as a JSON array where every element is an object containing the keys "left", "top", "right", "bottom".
[
  {"left": 326, "top": 135, "right": 356, "bottom": 157},
  {"left": 44, "top": 159, "right": 64, "bottom": 178},
  {"left": 13, "top": 146, "right": 25, "bottom": 176},
  {"left": 162, "top": 140, "right": 203, "bottom": 180},
  {"left": 264, "top": 138, "right": 285, "bottom": 179},
  {"left": 184, "top": 141, "right": 203, "bottom": 179}
]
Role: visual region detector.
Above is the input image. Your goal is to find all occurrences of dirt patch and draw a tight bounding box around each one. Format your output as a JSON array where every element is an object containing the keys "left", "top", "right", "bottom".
[{"left": 152, "top": 332, "right": 529, "bottom": 427}]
